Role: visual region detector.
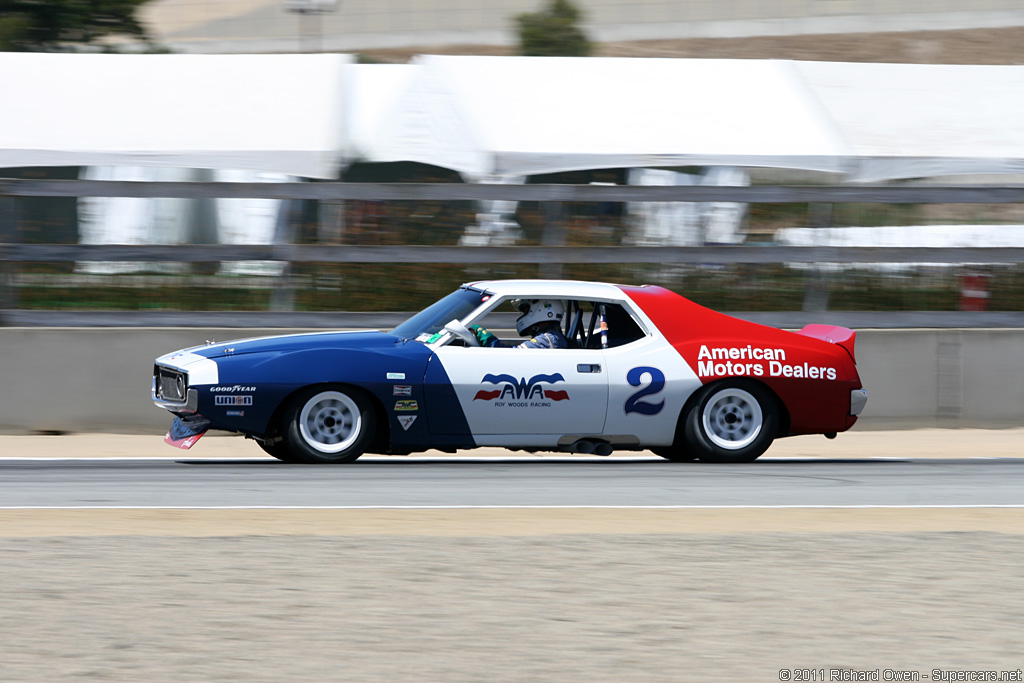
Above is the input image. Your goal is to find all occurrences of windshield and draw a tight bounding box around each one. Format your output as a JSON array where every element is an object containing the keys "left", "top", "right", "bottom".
[{"left": 392, "top": 287, "right": 491, "bottom": 341}]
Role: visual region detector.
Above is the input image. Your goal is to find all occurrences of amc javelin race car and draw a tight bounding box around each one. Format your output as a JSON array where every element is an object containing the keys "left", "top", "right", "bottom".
[{"left": 153, "top": 280, "right": 867, "bottom": 463}]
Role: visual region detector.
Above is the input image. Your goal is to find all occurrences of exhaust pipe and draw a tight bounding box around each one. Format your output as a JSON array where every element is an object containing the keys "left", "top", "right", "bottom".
[
  {"left": 565, "top": 439, "right": 614, "bottom": 456},
  {"left": 573, "top": 439, "right": 595, "bottom": 454}
]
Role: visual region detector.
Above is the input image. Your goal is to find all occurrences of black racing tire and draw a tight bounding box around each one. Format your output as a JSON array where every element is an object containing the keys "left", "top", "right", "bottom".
[
  {"left": 684, "top": 380, "right": 778, "bottom": 463},
  {"left": 257, "top": 439, "right": 297, "bottom": 462},
  {"left": 281, "top": 386, "right": 375, "bottom": 464},
  {"left": 652, "top": 407, "right": 698, "bottom": 462},
  {"left": 651, "top": 445, "right": 698, "bottom": 462}
]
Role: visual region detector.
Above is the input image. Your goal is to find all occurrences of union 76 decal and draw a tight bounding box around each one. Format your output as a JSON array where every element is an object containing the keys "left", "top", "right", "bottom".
[
  {"left": 473, "top": 373, "right": 570, "bottom": 403},
  {"left": 624, "top": 366, "right": 665, "bottom": 416}
]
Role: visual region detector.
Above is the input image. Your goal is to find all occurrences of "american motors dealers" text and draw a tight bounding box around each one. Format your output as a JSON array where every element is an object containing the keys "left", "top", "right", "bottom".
[{"left": 697, "top": 345, "right": 837, "bottom": 380}]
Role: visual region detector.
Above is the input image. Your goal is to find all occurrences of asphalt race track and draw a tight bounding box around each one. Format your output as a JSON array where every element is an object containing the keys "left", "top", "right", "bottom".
[{"left": 3, "top": 456, "right": 1023, "bottom": 508}]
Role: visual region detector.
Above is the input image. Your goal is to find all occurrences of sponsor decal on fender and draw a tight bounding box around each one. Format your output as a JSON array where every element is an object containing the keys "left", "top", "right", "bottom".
[
  {"left": 473, "top": 373, "right": 570, "bottom": 407},
  {"left": 210, "top": 385, "right": 256, "bottom": 392},
  {"left": 393, "top": 385, "right": 413, "bottom": 396},
  {"left": 696, "top": 345, "right": 837, "bottom": 381},
  {"left": 386, "top": 372, "right": 405, "bottom": 380},
  {"left": 394, "top": 400, "right": 418, "bottom": 411},
  {"left": 215, "top": 395, "right": 253, "bottom": 406},
  {"left": 397, "top": 415, "right": 417, "bottom": 431}
]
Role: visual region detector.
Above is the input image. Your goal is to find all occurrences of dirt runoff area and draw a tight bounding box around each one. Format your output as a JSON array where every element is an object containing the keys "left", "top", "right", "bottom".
[{"left": 1, "top": 429, "right": 1022, "bottom": 681}]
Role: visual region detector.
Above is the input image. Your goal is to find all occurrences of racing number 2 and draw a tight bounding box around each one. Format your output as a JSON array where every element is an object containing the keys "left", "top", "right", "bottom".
[{"left": 624, "top": 366, "right": 665, "bottom": 416}]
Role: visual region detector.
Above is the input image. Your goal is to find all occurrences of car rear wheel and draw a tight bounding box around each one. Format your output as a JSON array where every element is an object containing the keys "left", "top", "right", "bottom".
[
  {"left": 283, "top": 387, "right": 375, "bottom": 464},
  {"left": 651, "top": 444, "right": 697, "bottom": 462},
  {"left": 684, "top": 381, "right": 778, "bottom": 463}
]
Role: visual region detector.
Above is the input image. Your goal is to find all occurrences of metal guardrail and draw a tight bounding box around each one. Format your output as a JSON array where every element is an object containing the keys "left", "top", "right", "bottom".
[
  {"left": 5, "top": 310, "right": 1024, "bottom": 329},
  {"left": 3, "top": 179, "right": 1024, "bottom": 203},
  {"left": 5, "top": 244, "right": 1024, "bottom": 264},
  {"left": 3, "top": 180, "right": 1024, "bottom": 327}
]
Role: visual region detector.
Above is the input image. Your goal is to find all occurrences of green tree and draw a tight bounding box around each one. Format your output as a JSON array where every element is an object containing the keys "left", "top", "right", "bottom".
[
  {"left": 0, "top": 0, "right": 152, "bottom": 51},
  {"left": 515, "top": 0, "right": 592, "bottom": 57}
]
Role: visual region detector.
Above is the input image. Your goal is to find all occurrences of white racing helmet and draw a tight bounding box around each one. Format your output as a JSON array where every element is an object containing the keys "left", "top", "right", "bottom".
[{"left": 513, "top": 299, "right": 564, "bottom": 336}]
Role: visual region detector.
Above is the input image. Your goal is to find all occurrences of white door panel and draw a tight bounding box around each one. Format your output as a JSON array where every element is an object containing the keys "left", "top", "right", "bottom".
[
  {"left": 434, "top": 346, "right": 608, "bottom": 436},
  {"left": 602, "top": 337, "right": 701, "bottom": 446}
]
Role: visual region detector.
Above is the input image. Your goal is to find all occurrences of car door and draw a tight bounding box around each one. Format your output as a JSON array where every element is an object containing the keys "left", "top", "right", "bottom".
[
  {"left": 431, "top": 345, "right": 608, "bottom": 438},
  {"left": 599, "top": 304, "right": 701, "bottom": 446}
]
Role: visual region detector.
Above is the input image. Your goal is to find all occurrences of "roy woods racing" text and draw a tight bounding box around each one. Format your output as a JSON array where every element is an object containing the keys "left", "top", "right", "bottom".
[{"left": 697, "top": 345, "right": 837, "bottom": 380}]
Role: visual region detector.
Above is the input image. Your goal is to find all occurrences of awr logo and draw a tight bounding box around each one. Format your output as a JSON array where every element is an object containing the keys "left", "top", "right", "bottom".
[{"left": 473, "top": 373, "right": 570, "bottom": 401}]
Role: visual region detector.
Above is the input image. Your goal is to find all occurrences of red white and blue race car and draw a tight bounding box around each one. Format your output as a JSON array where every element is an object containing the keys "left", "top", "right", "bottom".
[{"left": 152, "top": 279, "right": 867, "bottom": 463}]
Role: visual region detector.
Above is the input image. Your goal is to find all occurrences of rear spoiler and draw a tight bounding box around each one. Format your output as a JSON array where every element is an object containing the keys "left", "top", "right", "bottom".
[{"left": 797, "top": 324, "right": 857, "bottom": 362}]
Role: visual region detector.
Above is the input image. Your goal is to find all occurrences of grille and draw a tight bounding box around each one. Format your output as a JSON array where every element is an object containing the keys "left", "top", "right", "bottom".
[{"left": 155, "top": 365, "right": 187, "bottom": 402}]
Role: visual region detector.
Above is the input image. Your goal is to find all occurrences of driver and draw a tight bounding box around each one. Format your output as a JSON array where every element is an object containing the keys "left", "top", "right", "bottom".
[{"left": 471, "top": 299, "right": 568, "bottom": 349}]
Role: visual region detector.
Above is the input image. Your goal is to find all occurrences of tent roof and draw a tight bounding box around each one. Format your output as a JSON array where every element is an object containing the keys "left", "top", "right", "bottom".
[
  {"left": 792, "top": 61, "right": 1024, "bottom": 181},
  {"left": 347, "top": 63, "right": 420, "bottom": 161},
  {"left": 0, "top": 52, "right": 352, "bottom": 179},
  {"left": 367, "top": 55, "right": 1024, "bottom": 181},
  {"left": 369, "top": 55, "right": 849, "bottom": 179}
]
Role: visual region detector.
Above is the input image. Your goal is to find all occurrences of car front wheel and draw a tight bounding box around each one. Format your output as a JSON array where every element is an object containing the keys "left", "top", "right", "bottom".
[
  {"left": 258, "top": 438, "right": 296, "bottom": 462},
  {"left": 283, "top": 387, "right": 375, "bottom": 463},
  {"left": 684, "top": 381, "right": 778, "bottom": 463}
]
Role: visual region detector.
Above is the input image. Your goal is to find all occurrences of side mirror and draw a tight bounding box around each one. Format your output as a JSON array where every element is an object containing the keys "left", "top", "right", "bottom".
[{"left": 443, "top": 319, "right": 480, "bottom": 347}]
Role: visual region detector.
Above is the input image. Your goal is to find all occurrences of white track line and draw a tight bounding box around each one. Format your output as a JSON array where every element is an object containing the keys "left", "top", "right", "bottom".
[
  {"left": 3, "top": 505, "right": 1024, "bottom": 510},
  {"left": 0, "top": 456, "right": 1006, "bottom": 462}
]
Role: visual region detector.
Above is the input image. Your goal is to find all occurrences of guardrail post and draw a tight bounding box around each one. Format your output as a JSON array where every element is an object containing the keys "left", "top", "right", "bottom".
[
  {"left": 540, "top": 201, "right": 565, "bottom": 279},
  {"left": 802, "top": 203, "right": 833, "bottom": 312},
  {"left": 269, "top": 199, "right": 298, "bottom": 312},
  {"left": 0, "top": 191, "right": 21, "bottom": 320},
  {"left": 0, "top": 243, "right": 18, "bottom": 318}
]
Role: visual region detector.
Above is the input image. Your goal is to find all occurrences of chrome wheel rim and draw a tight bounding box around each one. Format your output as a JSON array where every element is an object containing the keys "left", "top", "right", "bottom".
[
  {"left": 702, "top": 387, "right": 762, "bottom": 450},
  {"left": 299, "top": 391, "right": 361, "bottom": 454}
]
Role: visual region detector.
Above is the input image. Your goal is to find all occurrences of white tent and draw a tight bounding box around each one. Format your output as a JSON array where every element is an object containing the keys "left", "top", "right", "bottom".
[
  {"left": 347, "top": 63, "right": 421, "bottom": 162},
  {"left": 792, "top": 61, "right": 1024, "bottom": 181},
  {"left": 367, "top": 55, "right": 850, "bottom": 180},
  {"left": 366, "top": 55, "right": 1024, "bottom": 182},
  {"left": 0, "top": 52, "right": 352, "bottom": 179}
]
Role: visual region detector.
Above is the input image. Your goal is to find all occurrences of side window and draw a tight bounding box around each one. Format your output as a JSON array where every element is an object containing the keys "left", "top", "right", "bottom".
[
  {"left": 565, "top": 301, "right": 646, "bottom": 349},
  {"left": 602, "top": 304, "right": 646, "bottom": 348},
  {"left": 446, "top": 298, "right": 646, "bottom": 349},
  {"left": 460, "top": 298, "right": 519, "bottom": 347}
]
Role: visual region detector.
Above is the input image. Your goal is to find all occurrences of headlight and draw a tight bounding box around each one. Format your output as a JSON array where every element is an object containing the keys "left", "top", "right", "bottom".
[{"left": 155, "top": 365, "right": 187, "bottom": 402}]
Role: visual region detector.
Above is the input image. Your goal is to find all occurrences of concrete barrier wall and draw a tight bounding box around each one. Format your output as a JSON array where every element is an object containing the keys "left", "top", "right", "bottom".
[{"left": 1, "top": 328, "right": 1022, "bottom": 435}]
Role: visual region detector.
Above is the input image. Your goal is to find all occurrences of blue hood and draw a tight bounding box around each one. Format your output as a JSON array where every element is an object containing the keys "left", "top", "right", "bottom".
[{"left": 189, "top": 330, "right": 401, "bottom": 360}]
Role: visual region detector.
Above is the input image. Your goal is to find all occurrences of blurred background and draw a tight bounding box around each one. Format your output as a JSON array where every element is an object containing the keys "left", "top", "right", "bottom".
[{"left": 2, "top": 0, "right": 1024, "bottom": 322}]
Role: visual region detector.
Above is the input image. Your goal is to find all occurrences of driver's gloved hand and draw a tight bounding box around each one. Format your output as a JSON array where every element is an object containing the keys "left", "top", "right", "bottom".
[{"left": 469, "top": 324, "right": 496, "bottom": 347}]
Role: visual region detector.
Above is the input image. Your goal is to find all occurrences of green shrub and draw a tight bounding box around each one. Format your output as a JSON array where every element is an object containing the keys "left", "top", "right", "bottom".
[{"left": 515, "top": 0, "right": 592, "bottom": 57}]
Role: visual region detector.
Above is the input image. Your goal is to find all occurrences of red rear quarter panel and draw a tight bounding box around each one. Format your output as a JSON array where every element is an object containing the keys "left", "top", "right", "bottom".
[{"left": 621, "top": 285, "right": 863, "bottom": 435}]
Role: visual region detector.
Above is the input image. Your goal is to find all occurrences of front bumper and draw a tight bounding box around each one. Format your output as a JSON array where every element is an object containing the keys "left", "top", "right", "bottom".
[
  {"left": 152, "top": 366, "right": 199, "bottom": 414},
  {"left": 152, "top": 351, "right": 218, "bottom": 414}
]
